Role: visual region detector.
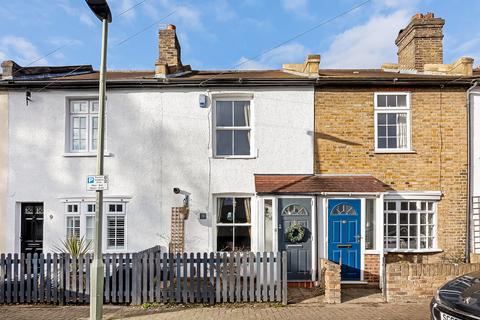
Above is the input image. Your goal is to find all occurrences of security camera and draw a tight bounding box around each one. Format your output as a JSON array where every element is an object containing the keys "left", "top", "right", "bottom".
[
  {"left": 173, "top": 187, "right": 190, "bottom": 208},
  {"left": 173, "top": 187, "right": 189, "bottom": 196}
]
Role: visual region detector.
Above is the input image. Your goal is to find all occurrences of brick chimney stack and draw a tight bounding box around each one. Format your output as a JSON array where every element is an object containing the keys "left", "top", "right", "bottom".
[
  {"left": 395, "top": 13, "right": 445, "bottom": 71},
  {"left": 155, "top": 24, "right": 190, "bottom": 78}
]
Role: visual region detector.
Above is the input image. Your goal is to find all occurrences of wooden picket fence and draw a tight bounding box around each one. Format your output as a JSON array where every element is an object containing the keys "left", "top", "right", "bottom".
[{"left": 0, "top": 251, "right": 287, "bottom": 305}]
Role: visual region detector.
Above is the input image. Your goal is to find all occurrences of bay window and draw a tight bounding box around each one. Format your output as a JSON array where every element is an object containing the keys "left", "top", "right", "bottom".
[
  {"left": 216, "top": 197, "right": 252, "bottom": 251},
  {"left": 384, "top": 200, "right": 436, "bottom": 251},
  {"left": 63, "top": 201, "right": 126, "bottom": 250},
  {"left": 374, "top": 93, "right": 411, "bottom": 152}
]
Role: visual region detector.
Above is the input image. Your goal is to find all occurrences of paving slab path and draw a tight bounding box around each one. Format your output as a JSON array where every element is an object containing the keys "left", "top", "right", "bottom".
[{"left": 0, "top": 300, "right": 431, "bottom": 320}]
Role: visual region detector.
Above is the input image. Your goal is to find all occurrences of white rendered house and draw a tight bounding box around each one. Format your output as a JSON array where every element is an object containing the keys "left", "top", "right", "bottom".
[{"left": 0, "top": 26, "right": 315, "bottom": 269}]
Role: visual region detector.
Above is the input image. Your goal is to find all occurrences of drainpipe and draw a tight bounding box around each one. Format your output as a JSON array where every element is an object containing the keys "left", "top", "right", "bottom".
[{"left": 467, "top": 79, "right": 478, "bottom": 263}]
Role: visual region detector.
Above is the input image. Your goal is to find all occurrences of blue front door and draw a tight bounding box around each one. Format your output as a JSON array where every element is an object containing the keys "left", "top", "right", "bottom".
[{"left": 328, "top": 199, "right": 361, "bottom": 281}]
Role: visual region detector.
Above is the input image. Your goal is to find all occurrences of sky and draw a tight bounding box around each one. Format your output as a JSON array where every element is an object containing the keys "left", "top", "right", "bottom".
[{"left": 0, "top": 0, "right": 478, "bottom": 71}]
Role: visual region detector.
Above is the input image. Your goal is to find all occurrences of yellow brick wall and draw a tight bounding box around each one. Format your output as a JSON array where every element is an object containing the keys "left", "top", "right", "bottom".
[{"left": 315, "top": 87, "right": 468, "bottom": 259}]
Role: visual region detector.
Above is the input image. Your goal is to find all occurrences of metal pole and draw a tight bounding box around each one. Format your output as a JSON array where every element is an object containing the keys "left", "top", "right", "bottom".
[{"left": 90, "top": 17, "right": 108, "bottom": 320}]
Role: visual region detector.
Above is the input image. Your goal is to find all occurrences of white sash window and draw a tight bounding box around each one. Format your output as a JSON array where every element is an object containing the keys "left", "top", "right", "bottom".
[
  {"left": 214, "top": 100, "right": 252, "bottom": 157},
  {"left": 374, "top": 93, "right": 411, "bottom": 152},
  {"left": 69, "top": 99, "right": 100, "bottom": 153}
]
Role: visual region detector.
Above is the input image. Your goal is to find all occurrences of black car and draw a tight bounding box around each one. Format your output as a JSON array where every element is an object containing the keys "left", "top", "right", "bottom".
[{"left": 431, "top": 271, "right": 480, "bottom": 320}]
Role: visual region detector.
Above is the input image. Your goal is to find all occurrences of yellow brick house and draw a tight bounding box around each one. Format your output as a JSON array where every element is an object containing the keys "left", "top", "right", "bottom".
[{"left": 258, "top": 13, "right": 479, "bottom": 285}]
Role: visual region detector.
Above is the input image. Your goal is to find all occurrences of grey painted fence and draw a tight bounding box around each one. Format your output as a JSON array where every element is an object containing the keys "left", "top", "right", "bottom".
[{"left": 0, "top": 251, "right": 287, "bottom": 305}]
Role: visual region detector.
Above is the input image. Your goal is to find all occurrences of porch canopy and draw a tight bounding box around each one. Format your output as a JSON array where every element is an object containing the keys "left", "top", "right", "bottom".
[{"left": 255, "top": 174, "right": 393, "bottom": 194}]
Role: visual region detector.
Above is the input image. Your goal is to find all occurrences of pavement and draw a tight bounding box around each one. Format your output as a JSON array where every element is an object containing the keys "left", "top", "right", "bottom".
[{"left": 0, "top": 288, "right": 432, "bottom": 320}]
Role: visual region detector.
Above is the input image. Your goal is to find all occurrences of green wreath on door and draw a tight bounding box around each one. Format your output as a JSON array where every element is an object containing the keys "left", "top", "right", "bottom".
[{"left": 285, "top": 222, "right": 305, "bottom": 243}]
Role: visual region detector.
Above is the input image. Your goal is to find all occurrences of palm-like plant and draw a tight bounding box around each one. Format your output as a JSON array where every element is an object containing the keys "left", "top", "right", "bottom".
[{"left": 55, "top": 235, "right": 92, "bottom": 257}]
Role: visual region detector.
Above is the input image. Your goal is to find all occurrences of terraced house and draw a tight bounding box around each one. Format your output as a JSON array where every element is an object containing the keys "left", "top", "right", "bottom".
[
  {"left": 0, "top": 13, "right": 479, "bottom": 288},
  {"left": 255, "top": 13, "right": 478, "bottom": 285}
]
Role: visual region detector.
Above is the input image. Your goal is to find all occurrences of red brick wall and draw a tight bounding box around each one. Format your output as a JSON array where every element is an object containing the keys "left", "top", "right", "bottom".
[{"left": 364, "top": 254, "right": 380, "bottom": 283}]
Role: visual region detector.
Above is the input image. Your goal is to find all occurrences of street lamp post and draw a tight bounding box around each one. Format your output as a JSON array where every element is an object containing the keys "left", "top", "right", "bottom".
[{"left": 85, "top": 1, "right": 112, "bottom": 319}]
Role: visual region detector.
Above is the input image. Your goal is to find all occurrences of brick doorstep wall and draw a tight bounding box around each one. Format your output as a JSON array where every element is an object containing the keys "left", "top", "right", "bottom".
[
  {"left": 386, "top": 262, "right": 480, "bottom": 302},
  {"left": 320, "top": 258, "right": 341, "bottom": 304},
  {"left": 315, "top": 87, "right": 468, "bottom": 260}
]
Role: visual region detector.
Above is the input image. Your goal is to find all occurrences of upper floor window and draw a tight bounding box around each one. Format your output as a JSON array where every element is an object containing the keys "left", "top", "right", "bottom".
[
  {"left": 69, "top": 100, "right": 99, "bottom": 153},
  {"left": 214, "top": 100, "right": 251, "bottom": 157},
  {"left": 374, "top": 93, "right": 411, "bottom": 152}
]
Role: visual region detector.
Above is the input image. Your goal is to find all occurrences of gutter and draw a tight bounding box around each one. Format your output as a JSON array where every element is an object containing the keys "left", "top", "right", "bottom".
[
  {"left": 467, "top": 79, "right": 479, "bottom": 263},
  {"left": 0, "top": 77, "right": 475, "bottom": 90}
]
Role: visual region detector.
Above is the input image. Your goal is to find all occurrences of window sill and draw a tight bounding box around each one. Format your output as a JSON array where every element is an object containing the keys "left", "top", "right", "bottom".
[
  {"left": 374, "top": 150, "right": 416, "bottom": 154},
  {"left": 213, "top": 156, "right": 257, "bottom": 160},
  {"left": 384, "top": 249, "right": 443, "bottom": 254},
  {"left": 63, "top": 152, "right": 112, "bottom": 157}
]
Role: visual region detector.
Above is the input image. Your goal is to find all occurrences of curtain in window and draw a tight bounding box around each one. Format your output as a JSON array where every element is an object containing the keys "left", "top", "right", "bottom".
[
  {"left": 243, "top": 198, "right": 251, "bottom": 223},
  {"left": 244, "top": 103, "right": 251, "bottom": 147},
  {"left": 243, "top": 102, "right": 250, "bottom": 127},
  {"left": 396, "top": 113, "right": 407, "bottom": 149},
  {"left": 217, "top": 198, "right": 225, "bottom": 223},
  {"left": 243, "top": 198, "right": 251, "bottom": 237}
]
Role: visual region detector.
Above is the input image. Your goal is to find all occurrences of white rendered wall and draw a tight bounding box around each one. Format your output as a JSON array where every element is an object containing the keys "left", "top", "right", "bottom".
[
  {"left": 6, "top": 87, "right": 314, "bottom": 253},
  {"left": 0, "top": 92, "right": 7, "bottom": 253}
]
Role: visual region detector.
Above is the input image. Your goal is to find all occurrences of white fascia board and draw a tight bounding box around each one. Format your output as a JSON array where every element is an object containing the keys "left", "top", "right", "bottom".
[{"left": 384, "top": 191, "right": 442, "bottom": 200}]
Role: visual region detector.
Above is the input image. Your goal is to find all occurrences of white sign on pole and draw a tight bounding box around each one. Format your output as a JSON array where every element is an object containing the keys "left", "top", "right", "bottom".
[{"left": 87, "top": 175, "right": 109, "bottom": 191}]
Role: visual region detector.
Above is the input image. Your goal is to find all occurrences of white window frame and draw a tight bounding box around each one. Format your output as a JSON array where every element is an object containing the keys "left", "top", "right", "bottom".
[
  {"left": 68, "top": 99, "right": 101, "bottom": 153},
  {"left": 105, "top": 202, "right": 127, "bottom": 251},
  {"left": 374, "top": 92, "right": 412, "bottom": 153},
  {"left": 65, "top": 202, "right": 81, "bottom": 240},
  {"left": 62, "top": 200, "right": 127, "bottom": 252},
  {"left": 213, "top": 98, "right": 254, "bottom": 158},
  {"left": 214, "top": 195, "right": 253, "bottom": 252},
  {"left": 383, "top": 199, "right": 438, "bottom": 253},
  {"left": 85, "top": 203, "right": 96, "bottom": 244}
]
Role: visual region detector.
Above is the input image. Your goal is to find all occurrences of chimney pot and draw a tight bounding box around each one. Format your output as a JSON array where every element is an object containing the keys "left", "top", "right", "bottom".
[{"left": 412, "top": 13, "right": 423, "bottom": 20}]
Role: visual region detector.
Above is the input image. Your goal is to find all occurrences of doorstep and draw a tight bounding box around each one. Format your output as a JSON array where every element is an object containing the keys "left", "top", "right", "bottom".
[
  {"left": 288, "top": 281, "right": 315, "bottom": 288},
  {"left": 342, "top": 282, "right": 381, "bottom": 289},
  {"left": 341, "top": 281, "right": 369, "bottom": 285}
]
